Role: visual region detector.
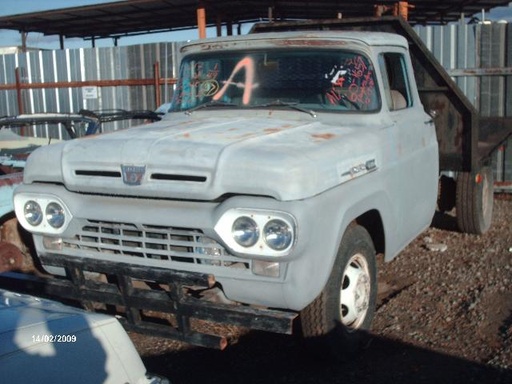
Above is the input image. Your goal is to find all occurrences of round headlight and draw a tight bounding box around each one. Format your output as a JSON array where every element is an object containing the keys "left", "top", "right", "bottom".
[
  {"left": 263, "top": 219, "right": 293, "bottom": 251},
  {"left": 45, "top": 202, "right": 65, "bottom": 228},
  {"left": 24, "top": 200, "right": 43, "bottom": 226},
  {"left": 232, "top": 216, "right": 259, "bottom": 247}
]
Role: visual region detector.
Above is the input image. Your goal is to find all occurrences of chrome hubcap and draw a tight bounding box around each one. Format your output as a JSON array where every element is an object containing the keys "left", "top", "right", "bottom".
[{"left": 340, "top": 253, "right": 371, "bottom": 329}]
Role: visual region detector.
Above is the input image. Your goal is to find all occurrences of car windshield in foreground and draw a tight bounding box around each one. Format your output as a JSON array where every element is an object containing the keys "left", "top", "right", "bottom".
[{"left": 171, "top": 49, "right": 380, "bottom": 114}]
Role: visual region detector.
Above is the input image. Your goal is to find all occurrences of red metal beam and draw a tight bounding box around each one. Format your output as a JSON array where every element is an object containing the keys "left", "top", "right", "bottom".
[
  {"left": 0, "top": 78, "right": 176, "bottom": 91},
  {"left": 2, "top": 64, "right": 176, "bottom": 113}
]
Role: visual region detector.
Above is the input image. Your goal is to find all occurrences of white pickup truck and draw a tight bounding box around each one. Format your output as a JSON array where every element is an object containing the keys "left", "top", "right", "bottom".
[{"left": 10, "top": 18, "right": 511, "bottom": 355}]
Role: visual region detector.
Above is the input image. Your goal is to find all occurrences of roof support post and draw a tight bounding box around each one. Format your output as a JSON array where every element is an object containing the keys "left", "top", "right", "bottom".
[
  {"left": 15, "top": 67, "right": 24, "bottom": 115},
  {"left": 197, "top": 4, "right": 206, "bottom": 39},
  {"left": 395, "top": 2, "right": 414, "bottom": 20},
  {"left": 154, "top": 61, "right": 161, "bottom": 108},
  {"left": 216, "top": 16, "right": 222, "bottom": 37},
  {"left": 20, "top": 32, "right": 27, "bottom": 53},
  {"left": 59, "top": 34, "right": 65, "bottom": 50}
]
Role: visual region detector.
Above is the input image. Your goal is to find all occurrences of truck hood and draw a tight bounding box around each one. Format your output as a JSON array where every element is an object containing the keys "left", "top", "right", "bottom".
[{"left": 24, "top": 112, "right": 384, "bottom": 201}]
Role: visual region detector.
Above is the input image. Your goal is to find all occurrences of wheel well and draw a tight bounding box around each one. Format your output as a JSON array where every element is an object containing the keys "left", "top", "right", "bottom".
[
  {"left": 354, "top": 210, "right": 385, "bottom": 255},
  {"left": 0, "top": 211, "right": 16, "bottom": 226}
]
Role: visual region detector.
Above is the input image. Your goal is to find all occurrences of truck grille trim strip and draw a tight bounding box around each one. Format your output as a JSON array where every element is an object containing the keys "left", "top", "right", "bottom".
[
  {"left": 151, "top": 173, "right": 207, "bottom": 182},
  {"left": 62, "top": 220, "right": 249, "bottom": 269},
  {"left": 74, "top": 170, "right": 207, "bottom": 183},
  {"left": 75, "top": 170, "right": 121, "bottom": 178}
]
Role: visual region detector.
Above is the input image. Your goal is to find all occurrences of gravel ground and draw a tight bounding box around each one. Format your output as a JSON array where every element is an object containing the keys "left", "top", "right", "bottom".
[{"left": 132, "top": 194, "right": 512, "bottom": 384}]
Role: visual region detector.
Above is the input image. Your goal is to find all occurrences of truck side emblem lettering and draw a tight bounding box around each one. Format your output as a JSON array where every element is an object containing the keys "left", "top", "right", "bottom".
[
  {"left": 365, "top": 159, "right": 377, "bottom": 171},
  {"left": 341, "top": 158, "right": 378, "bottom": 178},
  {"left": 121, "top": 165, "right": 146, "bottom": 186}
]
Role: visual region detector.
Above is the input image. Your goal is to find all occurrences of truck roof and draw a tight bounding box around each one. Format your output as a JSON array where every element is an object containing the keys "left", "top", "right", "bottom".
[{"left": 181, "top": 31, "right": 408, "bottom": 54}]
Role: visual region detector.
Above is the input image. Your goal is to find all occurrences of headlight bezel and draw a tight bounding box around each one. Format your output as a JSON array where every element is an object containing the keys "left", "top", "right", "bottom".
[
  {"left": 14, "top": 194, "right": 72, "bottom": 235},
  {"left": 215, "top": 208, "right": 296, "bottom": 257},
  {"left": 23, "top": 200, "right": 43, "bottom": 226},
  {"left": 263, "top": 218, "right": 294, "bottom": 251},
  {"left": 232, "top": 216, "right": 260, "bottom": 248},
  {"left": 45, "top": 202, "right": 66, "bottom": 229}
]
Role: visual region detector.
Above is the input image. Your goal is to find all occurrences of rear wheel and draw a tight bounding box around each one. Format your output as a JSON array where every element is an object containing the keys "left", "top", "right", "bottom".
[
  {"left": 456, "top": 166, "right": 494, "bottom": 235},
  {"left": 300, "top": 224, "right": 377, "bottom": 359}
]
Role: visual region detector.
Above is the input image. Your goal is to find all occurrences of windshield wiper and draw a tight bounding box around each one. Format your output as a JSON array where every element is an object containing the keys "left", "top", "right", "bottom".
[
  {"left": 251, "top": 100, "right": 317, "bottom": 118},
  {"left": 184, "top": 100, "right": 237, "bottom": 115}
]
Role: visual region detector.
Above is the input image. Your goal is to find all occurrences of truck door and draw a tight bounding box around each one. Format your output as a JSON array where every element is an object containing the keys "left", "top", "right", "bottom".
[{"left": 378, "top": 51, "right": 439, "bottom": 243}]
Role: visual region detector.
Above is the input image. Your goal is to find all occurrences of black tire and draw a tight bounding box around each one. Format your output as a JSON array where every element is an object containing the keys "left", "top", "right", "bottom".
[
  {"left": 300, "top": 224, "right": 377, "bottom": 359},
  {"left": 456, "top": 166, "right": 494, "bottom": 235}
]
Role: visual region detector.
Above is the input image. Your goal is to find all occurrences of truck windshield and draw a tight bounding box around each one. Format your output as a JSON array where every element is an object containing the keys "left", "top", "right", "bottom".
[{"left": 171, "top": 49, "right": 380, "bottom": 113}]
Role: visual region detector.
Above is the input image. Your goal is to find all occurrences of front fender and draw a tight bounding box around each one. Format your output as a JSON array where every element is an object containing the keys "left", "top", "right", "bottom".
[{"left": 280, "top": 173, "right": 398, "bottom": 310}]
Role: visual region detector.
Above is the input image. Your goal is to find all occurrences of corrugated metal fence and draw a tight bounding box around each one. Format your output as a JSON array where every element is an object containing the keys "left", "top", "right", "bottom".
[{"left": 0, "top": 42, "right": 179, "bottom": 131}]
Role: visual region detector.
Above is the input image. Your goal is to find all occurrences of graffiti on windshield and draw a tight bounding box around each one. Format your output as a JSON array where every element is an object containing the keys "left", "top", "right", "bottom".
[
  {"left": 174, "top": 61, "right": 221, "bottom": 107},
  {"left": 213, "top": 57, "right": 259, "bottom": 105},
  {"left": 174, "top": 51, "right": 378, "bottom": 111},
  {"left": 324, "top": 55, "right": 376, "bottom": 108},
  {"left": 176, "top": 57, "right": 259, "bottom": 107}
]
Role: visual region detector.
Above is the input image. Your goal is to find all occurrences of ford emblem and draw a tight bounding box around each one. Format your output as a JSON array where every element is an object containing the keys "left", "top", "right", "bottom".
[{"left": 121, "top": 165, "right": 146, "bottom": 186}]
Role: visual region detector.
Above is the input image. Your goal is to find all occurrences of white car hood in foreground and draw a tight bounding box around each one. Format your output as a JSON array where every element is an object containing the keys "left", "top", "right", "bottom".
[
  {"left": 0, "top": 289, "right": 162, "bottom": 384},
  {"left": 23, "top": 111, "right": 384, "bottom": 201}
]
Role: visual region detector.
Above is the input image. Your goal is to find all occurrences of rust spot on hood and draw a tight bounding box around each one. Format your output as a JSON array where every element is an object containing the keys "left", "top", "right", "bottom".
[
  {"left": 264, "top": 128, "right": 282, "bottom": 134},
  {"left": 311, "top": 133, "right": 336, "bottom": 140}
]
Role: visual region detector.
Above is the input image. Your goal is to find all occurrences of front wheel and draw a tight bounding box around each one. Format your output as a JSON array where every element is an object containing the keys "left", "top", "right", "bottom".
[{"left": 300, "top": 224, "right": 377, "bottom": 358}]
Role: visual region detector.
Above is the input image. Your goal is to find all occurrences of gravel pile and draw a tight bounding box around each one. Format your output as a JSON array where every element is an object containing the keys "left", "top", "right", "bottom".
[{"left": 375, "top": 194, "right": 512, "bottom": 369}]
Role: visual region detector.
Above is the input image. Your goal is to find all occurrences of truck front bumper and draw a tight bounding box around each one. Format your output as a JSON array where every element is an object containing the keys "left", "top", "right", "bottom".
[{"left": 0, "top": 254, "right": 297, "bottom": 349}]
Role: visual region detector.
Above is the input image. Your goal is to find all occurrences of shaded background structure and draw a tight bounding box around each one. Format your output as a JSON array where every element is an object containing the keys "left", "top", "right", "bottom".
[{"left": 0, "top": 0, "right": 512, "bottom": 48}]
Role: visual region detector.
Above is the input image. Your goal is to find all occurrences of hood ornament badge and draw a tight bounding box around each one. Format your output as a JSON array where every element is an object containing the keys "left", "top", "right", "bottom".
[{"left": 121, "top": 165, "right": 146, "bottom": 186}]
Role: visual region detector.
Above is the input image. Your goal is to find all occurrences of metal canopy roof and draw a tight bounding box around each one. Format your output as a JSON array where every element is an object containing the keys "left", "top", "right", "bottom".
[{"left": 0, "top": 0, "right": 510, "bottom": 41}]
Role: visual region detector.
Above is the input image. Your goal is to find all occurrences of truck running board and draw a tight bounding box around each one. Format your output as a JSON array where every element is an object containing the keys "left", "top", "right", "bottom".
[{"left": 0, "top": 255, "right": 297, "bottom": 350}]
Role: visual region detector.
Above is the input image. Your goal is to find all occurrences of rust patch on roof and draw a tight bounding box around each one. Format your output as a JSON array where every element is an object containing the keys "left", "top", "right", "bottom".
[
  {"left": 275, "top": 39, "right": 348, "bottom": 47},
  {"left": 264, "top": 128, "right": 282, "bottom": 134}
]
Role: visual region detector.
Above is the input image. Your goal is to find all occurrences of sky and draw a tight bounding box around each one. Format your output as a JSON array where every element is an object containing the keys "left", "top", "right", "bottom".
[
  {"left": 0, "top": 0, "right": 218, "bottom": 49},
  {"left": 1, "top": 0, "right": 512, "bottom": 49}
]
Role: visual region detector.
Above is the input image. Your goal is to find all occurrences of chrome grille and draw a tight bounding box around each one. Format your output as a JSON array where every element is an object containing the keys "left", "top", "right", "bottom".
[{"left": 63, "top": 220, "right": 249, "bottom": 268}]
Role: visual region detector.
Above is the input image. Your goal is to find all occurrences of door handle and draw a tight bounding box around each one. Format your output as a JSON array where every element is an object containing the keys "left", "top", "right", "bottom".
[{"left": 424, "top": 110, "right": 438, "bottom": 125}]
